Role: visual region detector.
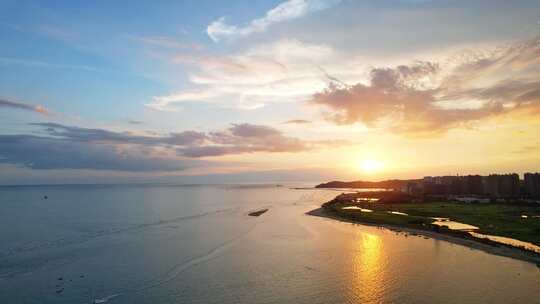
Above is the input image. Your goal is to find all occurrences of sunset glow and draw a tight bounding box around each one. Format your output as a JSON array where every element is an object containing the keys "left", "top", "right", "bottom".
[
  {"left": 0, "top": 1, "right": 539, "bottom": 185},
  {"left": 359, "top": 160, "right": 384, "bottom": 174},
  {"left": 2, "top": 2, "right": 540, "bottom": 303}
]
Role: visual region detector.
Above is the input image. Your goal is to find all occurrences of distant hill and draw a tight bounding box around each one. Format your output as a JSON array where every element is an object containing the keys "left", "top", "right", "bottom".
[{"left": 315, "top": 179, "right": 421, "bottom": 189}]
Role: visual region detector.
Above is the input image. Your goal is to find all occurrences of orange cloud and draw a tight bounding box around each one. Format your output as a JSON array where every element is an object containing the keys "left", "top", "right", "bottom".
[{"left": 311, "top": 37, "right": 540, "bottom": 136}]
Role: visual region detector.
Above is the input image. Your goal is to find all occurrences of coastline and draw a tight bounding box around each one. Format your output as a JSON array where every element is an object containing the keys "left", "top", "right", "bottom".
[{"left": 307, "top": 207, "right": 540, "bottom": 266}]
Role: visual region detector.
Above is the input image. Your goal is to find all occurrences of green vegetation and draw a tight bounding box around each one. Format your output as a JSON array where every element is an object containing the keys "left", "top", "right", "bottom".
[{"left": 324, "top": 198, "right": 540, "bottom": 246}]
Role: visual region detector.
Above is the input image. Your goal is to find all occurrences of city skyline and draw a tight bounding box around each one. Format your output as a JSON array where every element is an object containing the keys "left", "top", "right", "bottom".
[{"left": 1, "top": 0, "right": 540, "bottom": 184}]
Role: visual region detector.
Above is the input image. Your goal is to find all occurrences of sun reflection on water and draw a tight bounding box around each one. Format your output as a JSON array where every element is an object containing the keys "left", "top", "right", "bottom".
[{"left": 350, "top": 232, "right": 387, "bottom": 303}]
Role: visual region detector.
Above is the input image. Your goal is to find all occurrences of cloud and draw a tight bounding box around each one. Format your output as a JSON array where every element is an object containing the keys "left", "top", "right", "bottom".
[
  {"left": 180, "top": 123, "right": 308, "bottom": 157},
  {"left": 134, "top": 36, "right": 203, "bottom": 50},
  {"left": 0, "top": 134, "right": 192, "bottom": 172},
  {"left": 28, "top": 122, "right": 207, "bottom": 146},
  {"left": 283, "top": 119, "right": 311, "bottom": 124},
  {"left": 10, "top": 24, "right": 79, "bottom": 42},
  {"left": 512, "top": 145, "right": 540, "bottom": 154},
  {"left": 0, "top": 98, "right": 49, "bottom": 115},
  {"left": 37, "top": 25, "right": 78, "bottom": 42},
  {"left": 145, "top": 90, "right": 221, "bottom": 111},
  {"left": 228, "top": 123, "right": 280, "bottom": 137},
  {"left": 151, "top": 2, "right": 540, "bottom": 112},
  {"left": 0, "top": 57, "right": 101, "bottom": 72},
  {"left": 311, "top": 37, "right": 540, "bottom": 135},
  {"left": 147, "top": 39, "right": 352, "bottom": 111},
  {"left": 0, "top": 122, "right": 348, "bottom": 171},
  {"left": 178, "top": 122, "right": 344, "bottom": 157},
  {"left": 207, "top": 0, "right": 341, "bottom": 42}
]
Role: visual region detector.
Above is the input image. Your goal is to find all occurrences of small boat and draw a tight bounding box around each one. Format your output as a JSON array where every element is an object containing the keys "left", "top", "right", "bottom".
[{"left": 248, "top": 209, "right": 269, "bottom": 217}]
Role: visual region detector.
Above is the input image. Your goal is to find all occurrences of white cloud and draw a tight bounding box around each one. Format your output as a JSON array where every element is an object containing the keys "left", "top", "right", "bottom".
[
  {"left": 146, "top": 39, "right": 366, "bottom": 111},
  {"left": 207, "top": 0, "right": 341, "bottom": 42},
  {"left": 145, "top": 90, "right": 220, "bottom": 111},
  {"left": 134, "top": 36, "right": 203, "bottom": 50}
]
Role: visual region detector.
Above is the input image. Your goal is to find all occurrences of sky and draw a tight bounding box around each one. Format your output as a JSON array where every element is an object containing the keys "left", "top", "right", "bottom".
[{"left": 1, "top": 0, "right": 540, "bottom": 185}]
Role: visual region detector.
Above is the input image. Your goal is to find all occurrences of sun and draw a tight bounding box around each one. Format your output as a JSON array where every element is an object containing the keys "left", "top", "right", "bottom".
[{"left": 358, "top": 159, "right": 383, "bottom": 173}]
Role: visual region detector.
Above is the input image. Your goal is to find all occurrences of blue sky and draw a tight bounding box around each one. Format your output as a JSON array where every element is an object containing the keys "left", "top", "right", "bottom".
[
  {"left": 1, "top": 0, "right": 314, "bottom": 129},
  {"left": 1, "top": 0, "right": 540, "bottom": 184}
]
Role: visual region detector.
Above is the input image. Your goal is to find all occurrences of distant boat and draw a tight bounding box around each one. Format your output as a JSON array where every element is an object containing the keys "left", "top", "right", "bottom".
[{"left": 248, "top": 209, "right": 269, "bottom": 217}]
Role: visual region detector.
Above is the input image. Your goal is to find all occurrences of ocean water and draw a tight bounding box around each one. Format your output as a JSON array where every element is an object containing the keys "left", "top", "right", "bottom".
[{"left": 0, "top": 184, "right": 539, "bottom": 304}]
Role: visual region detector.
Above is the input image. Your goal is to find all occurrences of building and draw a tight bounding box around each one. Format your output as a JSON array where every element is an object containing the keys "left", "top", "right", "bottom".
[
  {"left": 424, "top": 173, "right": 521, "bottom": 198},
  {"left": 484, "top": 174, "right": 520, "bottom": 198},
  {"left": 524, "top": 173, "right": 540, "bottom": 199},
  {"left": 499, "top": 173, "right": 520, "bottom": 198},
  {"left": 402, "top": 181, "right": 422, "bottom": 196},
  {"left": 466, "top": 175, "right": 484, "bottom": 195},
  {"left": 423, "top": 176, "right": 448, "bottom": 195},
  {"left": 424, "top": 175, "right": 484, "bottom": 196},
  {"left": 449, "top": 176, "right": 464, "bottom": 194},
  {"left": 484, "top": 175, "right": 500, "bottom": 197}
]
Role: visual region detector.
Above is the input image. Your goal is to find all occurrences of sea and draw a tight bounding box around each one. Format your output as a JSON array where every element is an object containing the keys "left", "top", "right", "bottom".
[{"left": 0, "top": 184, "right": 539, "bottom": 304}]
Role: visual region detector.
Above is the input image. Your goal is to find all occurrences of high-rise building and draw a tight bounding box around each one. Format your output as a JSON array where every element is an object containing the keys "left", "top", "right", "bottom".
[
  {"left": 484, "top": 175, "right": 500, "bottom": 198},
  {"left": 484, "top": 174, "right": 520, "bottom": 198},
  {"left": 500, "top": 173, "right": 520, "bottom": 198},
  {"left": 524, "top": 173, "right": 540, "bottom": 199},
  {"left": 423, "top": 173, "right": 522, "bottom": 198},
  {"left": 466, "top": 175, "right": 484, "bottom": 195}
]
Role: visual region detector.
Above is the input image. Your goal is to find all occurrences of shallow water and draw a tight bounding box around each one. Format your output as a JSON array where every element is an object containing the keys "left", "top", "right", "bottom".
[
  {"left": 388, "top": 211, "right": 408, "bottom": 216},
  {"left": 355, "top": 198, "right": 380, "bottom": 202},
  {"left": 342, "top": 206, "right": 373, "bottom": 212},
  {"left": 0, "top": 184, "right": 539, "bottom": 304},
  {"left": 470, "top": 232, "right": 540, "bottom": 254},
  {"left": 432, "top": 220, "right": 478, "bottom": 231},
  {"left": 432, "top": 220, "right": 479, "bottom": 231}
]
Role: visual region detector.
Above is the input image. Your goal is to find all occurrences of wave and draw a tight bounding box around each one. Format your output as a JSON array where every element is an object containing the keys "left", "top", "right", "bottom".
[
  {"left": 0, "top": 208, "right": 239, "bottom": 279},
  {"left": 92, "top": 294, "right": 121, "bottom": 303},
  {"left": 112, "top": 221, "right": 259, "bottom": 297}
]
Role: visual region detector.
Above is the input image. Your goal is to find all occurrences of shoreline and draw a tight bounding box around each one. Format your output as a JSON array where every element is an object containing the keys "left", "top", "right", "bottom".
[{"left": 307, "top": 207, "right": 540, "bottom": 266}]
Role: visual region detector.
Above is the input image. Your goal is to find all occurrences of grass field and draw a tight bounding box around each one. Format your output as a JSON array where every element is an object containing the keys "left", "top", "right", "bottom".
[{"left": 324, "top": 198, "right": 540, "bottom": 246}]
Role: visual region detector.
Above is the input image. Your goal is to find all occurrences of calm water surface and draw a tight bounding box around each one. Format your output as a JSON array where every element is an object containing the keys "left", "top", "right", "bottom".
[{"left": 0, "top": 184, "right": 539, "bottom": 303}]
